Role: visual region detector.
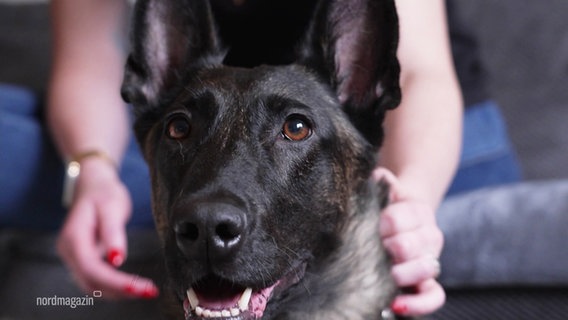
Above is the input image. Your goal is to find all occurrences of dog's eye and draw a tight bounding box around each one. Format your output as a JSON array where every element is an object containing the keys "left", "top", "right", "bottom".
[
  {"left": 282, "top": 115, "right": 312, "bottom": 141},
  {"left": 166, "top": 114, "right": 191, "bottom": 140}
]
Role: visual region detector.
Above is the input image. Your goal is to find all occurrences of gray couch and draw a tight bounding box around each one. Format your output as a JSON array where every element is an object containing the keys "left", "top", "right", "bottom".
[
  {"left": 429, "top": 2, "right": 568, "bottom": 318},
  {"left": 1, "top": 1, "right": 567, "bottom": 319}
]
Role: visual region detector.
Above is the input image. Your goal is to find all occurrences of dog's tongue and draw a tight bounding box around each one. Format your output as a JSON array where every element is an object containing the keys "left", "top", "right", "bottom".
[
  {"left": 250, "top": 285, "right": 275, "bottom": 317},
  {"left": 194, "top": 287, "right": 241, "bottom": 310},
  {"left": 186, "top": 281, "right": 279, "bottom": 319}
]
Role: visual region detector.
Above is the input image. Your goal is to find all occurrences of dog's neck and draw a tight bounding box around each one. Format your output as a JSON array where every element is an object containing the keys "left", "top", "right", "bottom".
[{"left": 275, "top": 180, "right": 398, "bottom": 319}]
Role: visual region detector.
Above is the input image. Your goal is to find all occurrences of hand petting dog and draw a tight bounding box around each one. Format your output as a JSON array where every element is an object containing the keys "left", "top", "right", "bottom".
[{"left": 375, "top": 167, "right": 445, "bottom": 316}]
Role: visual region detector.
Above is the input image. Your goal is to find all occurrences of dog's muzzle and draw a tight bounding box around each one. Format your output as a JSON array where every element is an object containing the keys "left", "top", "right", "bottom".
[{"left": 171, "top": 198, "right": 308, "bottom": 319}]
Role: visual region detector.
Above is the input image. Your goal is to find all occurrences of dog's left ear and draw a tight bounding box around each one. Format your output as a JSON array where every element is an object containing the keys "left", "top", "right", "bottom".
[
  {"left": 121, "top": 0, "right": 224, "bottom": 111},
  {"left": 298, "top": 0, "right": 401, "bottom": 147}
]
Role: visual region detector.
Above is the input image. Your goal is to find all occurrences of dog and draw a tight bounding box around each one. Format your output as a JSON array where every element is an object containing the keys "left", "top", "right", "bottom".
[{"left": 121, "top": 0, "right": 406, "bottom": 319}]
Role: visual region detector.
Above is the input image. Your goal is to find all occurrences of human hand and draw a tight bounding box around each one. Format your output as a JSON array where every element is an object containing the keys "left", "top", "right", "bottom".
[
  {"left": 57, "top": 157, "right": 159, "bottom": 299},
  {"left": 374, "top": 168, "right": 445, "bottom": 316}
]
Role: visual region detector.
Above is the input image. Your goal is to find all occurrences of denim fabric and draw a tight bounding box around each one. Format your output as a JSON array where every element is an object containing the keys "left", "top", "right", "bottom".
[
  {"left": 446, "top": 101, "right": 522, "bottom": 196},
  {"left": 0, "top": 84, "right": 153, "bottom": 230}
]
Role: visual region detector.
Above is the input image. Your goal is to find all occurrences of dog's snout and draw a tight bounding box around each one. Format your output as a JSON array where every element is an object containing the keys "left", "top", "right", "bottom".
[{"left": 174, "top": 202, "right": 247, "bottom": 262}]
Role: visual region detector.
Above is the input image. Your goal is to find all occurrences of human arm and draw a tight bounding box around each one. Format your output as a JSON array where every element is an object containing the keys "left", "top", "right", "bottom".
[
  {"left": 379, "top": 0, "right": 463, "bottom": 315},
  {"left": 47, "top": 0, "right": 157, "bottom": 299}
]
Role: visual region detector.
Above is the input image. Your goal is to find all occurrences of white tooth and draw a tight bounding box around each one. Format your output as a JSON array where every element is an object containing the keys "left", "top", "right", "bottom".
[
  {"left": 186, "top": 288, "right": 200, "bottom": 310},
  {"left": 238, "top": 287, "right": 253, "bottom": 311},
  {"left": 230, "top": 308, "right": 240, "bottom": 316},
  {"left": 203, "top": 309, "right": 212, "bottom": 318},
  {"left": 221, "top": 310, "right": 231, "bottom": 317},
  {"left": 211, "top": 311, "right": 222, "bottom": 318},
  {"left": 195, "top": 306, "right": 204, "bottom": 317}
]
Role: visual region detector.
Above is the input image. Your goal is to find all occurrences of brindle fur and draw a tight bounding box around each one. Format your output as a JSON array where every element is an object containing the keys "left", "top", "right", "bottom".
[{"left": 122, "top": 0, "right": 409, "bottom": 319}]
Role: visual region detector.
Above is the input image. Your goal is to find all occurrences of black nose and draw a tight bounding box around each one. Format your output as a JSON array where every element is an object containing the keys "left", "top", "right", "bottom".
[{"left": 174, "top": 202, "right": 247, "bottom": 262}]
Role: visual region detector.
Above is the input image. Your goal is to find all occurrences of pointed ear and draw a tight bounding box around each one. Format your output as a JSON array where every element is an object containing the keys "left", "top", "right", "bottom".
[
  {"left": 121, "top": 0, "right": 224, "bottom": 111},
  {"left": 298, "top": 0, "right": 401, "bottom": 147}
]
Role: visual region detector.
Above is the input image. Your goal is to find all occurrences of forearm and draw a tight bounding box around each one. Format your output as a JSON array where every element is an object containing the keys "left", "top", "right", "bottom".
[
  {"left": 47, "top": 0, "right": 129, "bottom": 163},
  {"left": 381, "top": 0, "right": 463, "bottom": 209},
  {"left": 380, "top": 74, "right": 462, "bottom": 209},
  {"left": 48, "top": 57, "right": 130, "bottom": 163}
]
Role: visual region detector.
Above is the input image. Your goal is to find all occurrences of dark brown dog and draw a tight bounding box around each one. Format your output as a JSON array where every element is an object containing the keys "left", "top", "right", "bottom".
[{"left": 121, "top": 0, "right": 405, "bottom": 319}]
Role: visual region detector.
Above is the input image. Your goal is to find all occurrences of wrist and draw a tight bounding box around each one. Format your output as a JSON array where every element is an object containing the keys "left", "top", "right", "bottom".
[
  {"left": 62, "top": 150, "right": 118, "bottom": 207},
  {"left": 394, "top": 171, "right": 442, "bottom": 210}
]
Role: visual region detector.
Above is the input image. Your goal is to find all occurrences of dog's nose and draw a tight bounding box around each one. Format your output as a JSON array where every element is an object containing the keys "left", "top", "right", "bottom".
[{"left": 174, "top": 203, "right": 247, "bottom": 262}]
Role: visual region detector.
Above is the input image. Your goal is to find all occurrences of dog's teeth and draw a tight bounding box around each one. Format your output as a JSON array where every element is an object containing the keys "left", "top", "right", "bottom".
[
  {"left": 187, "top": 287, "right": 251, "bottom": 317},
  {"left": 238, "top": 287, "right": 253, "bottom": 311},
  {"left": 186, "top": 288, "right": 199, "bottom": 310}
]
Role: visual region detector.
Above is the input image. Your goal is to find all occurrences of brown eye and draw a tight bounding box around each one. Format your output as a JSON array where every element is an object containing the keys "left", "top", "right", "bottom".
[
  {"left": 166, "top": 114, "right": 191, "bottom": 139},
  {"left": 282, "top": 115, "right": 312, "bottom": 141}
]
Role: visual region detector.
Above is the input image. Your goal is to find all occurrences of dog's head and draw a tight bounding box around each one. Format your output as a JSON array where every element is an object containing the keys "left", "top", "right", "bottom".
[{"left": 122, "top": 0, "right": 400, "bottom": 318}]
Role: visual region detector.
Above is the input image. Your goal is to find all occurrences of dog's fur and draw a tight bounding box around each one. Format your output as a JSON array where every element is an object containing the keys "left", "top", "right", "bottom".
[{"left": 122, "top": 0, "right": 404, "bottom": 319}]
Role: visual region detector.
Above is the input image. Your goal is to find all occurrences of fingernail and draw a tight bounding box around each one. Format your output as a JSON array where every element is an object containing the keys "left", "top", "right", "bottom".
[
  {"left": 124, "top": 283, "right": 159, "bottom": 299},
  {"left": 140, "top": 286, "right": 159, "bottom": 299},
  {"left": 391, "top": 300, "right": 408, "bottom": 315},
  {"left": 107, "top": 248, "right": 124, "bottom": 267}
]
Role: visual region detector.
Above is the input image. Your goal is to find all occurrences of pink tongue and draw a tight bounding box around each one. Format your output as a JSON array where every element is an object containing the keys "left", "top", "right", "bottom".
[
  {"left": 193, "top": 282, "right": 279, "bottom": 318},
  {"left": 195, "top": 291, "right": 240, "bottom": 310},
  {"left": 249, "top": 289, "right": 269, "bottom": 318},
  {"left": 250, "top": 282, "right": 279, "bottom": 318}
]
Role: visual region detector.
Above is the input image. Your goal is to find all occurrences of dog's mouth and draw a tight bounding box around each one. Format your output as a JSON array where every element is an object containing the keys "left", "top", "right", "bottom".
[
  {"left": 183, "top": 262, "right": 307, "bottom": 319},
  {"left": 183, "top": 278, "right": 275, "bottom": 319}
]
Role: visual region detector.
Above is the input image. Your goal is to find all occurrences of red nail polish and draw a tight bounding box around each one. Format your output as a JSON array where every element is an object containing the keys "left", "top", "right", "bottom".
[
  {"left": 107, "top": 248, "right": 124, "bottom": 267},
  {"left": 391, "top": 300, "right": 408, "bottom": 315},
  {"left": 140, "top": 286, "right": 159, "bottom": 299}
]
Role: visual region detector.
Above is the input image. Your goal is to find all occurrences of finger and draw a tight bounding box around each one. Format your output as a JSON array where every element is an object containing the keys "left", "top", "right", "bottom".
[
  {"left": 390, "top": 256, "right": 441, "bottom": 287},
  {"left": 379, "top": 203, "right": 420, "bottom": 238},
  {"left": 57, "top": 199, "right": 100, "bottom": 291},
  {"left": 391, "top": 279, "right": 446, "bottom": 316},
  {"left": 58, "top": 200, "right": 157, "bottom": 299},
  {"left": 69, "top": 223, "right": 158, "bottom": 299},
  {"left": 382, "top": 225, "right": 444, "bottom": 262},
  {"left": 80, "top": 261, "right": 159, "bottom": 299},
  {"left": 72, "top": 230, "right": 158, "bottom": 298},
  {"left": 97, "top": 187, "right": 132, "bottom": 267},
  {"left": 372, "top": 167, "right": 405, "bottom": 202},
  {"left": 380, "top": 197, "right": 439, "bottom": 238}
]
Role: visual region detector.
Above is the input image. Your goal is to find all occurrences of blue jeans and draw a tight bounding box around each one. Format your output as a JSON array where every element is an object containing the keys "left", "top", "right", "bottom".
[
  {"left": 0, "top": 84, "right": 154, "bottom": 230},
  {"left": 446, "top": 100, "right": 522, "bottom": 196}
]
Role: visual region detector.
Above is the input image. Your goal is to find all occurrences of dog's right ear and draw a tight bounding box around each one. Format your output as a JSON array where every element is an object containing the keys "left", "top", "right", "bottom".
[{"left": 121, "top": 0, "right": 223, "bottom": 111}]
